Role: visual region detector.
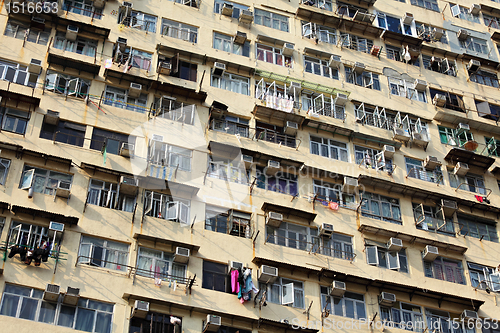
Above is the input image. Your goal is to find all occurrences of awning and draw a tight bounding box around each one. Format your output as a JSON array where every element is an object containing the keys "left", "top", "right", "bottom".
[
  {"left": 81, "top": 162, "right": 134, "bottom": 178},
  {"left": 133, "top": 233, "right": 200, "bottom": 253},
  {"left": 20, "top": 148, "right": 72, "bottom": 171},
  {"left": 252, "top": 104, "right": 305, "bottom": 126},
  {"left": 444, "top": 147, "right": 495, "bottom": 170},
  {"left": 434, "top": 108, "right": 500, "bottom": 137},
  {"left": 258, "top": 318, "right": 319, "bottom": 333},
  {"left": 0, "top": 201, "right": 9, "bottom": 211},
  {"left": 11, "top": 205, "right": 79, "bottom": 225},
  {"left": 252, "top": 256, "right": 322, "bottom": 275},
  {"left": 381, "top": 30, "right": 423, "bottom": 46},
  {"left": 0, "top": 88, "right": 40, "bottom": 108},
  {"left": 481, "top": 3, "right": 500, "bottom": 16},
  {"left": 0, "top": 141, "right": 23, "bottom": 153},
  {"left": 53, "top": 17, "right": 110, "bottom": 39},
  {"left": 156, "top": 43, "right": 204, "bottom": 63},
  {"left": 304, "top": 117, "right": 353, "bottom": 137},
  {"left": 138, "top": 176, "right": 199, "bottom": 198},
  {"left": 458, "top": 52, "right": 500, "bottom": 69},
  {"left": 303, "top": 47, "right": 338, "bottom": 60},
  {"left": 48, "top": 53, "right": 101, "bottom": 76},
  {"left": 261, "top": 202, "right": 317, "bottom": 222},
  {"left": 351, "top": 132, "right": 402, "bottom": 149}
]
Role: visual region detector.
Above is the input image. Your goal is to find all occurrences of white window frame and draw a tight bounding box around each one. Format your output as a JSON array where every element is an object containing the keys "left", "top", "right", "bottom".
[
  {"left": 161, "top": 18, "right": 198, "bottom": 43},
  {"left": 0, "top": 59, "right": 38, "bottom": 88},
  {"left": 304, "top": 56, "right": 338, "bottom": 79},
  {"left": 20, "top": 165, "right": 73, "bottom": 195},
  {"left": 366, "top": 245, "right": 408, "bottom": 272},
  {"left": 254, "top": 9, "right": 289, "bottom": 32},
  {"left": 320, "top": 288, "right": 367, "bottom": 319},
  {"left": 144, "top": 190, "right": 190, "bottom": 225},
  {"left": 210, "top": 72, "right": 250, "bottom": 95},
  {"left": 45, "top": 71, "right": 90, "bottom": 99},
  {"left": 103, "top": 85, "right": 148, "bottom": 113},
  {"left": 136, "top": 247, "right": 187, "bottom": 280},
  {"left": 63, "top": 0, "right": 103, "bottom": 19},
  {"left": 310, "top": 136, "right": 349, "bottom": 162},
  {"left": 261, "top": 277, "right": 304, "bottom": 308},
  {"left": 78, "top": 235, "right": 129, "bottom": 271},
  {"left": 256, "top": 43, "right": 293, "bottom": 68}
]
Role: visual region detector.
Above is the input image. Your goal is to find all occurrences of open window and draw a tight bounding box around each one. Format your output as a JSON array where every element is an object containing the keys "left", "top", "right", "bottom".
[
  {"left": 282, "top": 282, "right": 295, "bottom": 305},
  {"left": 20, "top": 169, "right": 35, "bottom": 190}
]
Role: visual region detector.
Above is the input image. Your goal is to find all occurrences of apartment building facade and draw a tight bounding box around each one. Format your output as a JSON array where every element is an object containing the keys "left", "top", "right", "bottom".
[{"left": 0, "top": 0, "right": 499, "bottom": 332}]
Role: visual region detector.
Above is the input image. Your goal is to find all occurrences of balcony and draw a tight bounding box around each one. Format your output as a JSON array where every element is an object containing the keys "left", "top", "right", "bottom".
[
  {"left": 406, "top": 166, "right": 443, "bottom": 184},
  {"left": 444, "top": 142, "right": 495, "bottom": 170},
  {"left": 253, "top": 127, "right": 298, "bottom": 149}
]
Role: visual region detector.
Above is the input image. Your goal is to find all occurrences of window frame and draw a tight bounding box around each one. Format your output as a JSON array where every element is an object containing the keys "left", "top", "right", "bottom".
[
  {"left": 360, "top": 191, "right": 401, "bottom": 224},
  {"left": 320, "top": 287, "right": 367, "bottom": 319},
  {"left": 260, "top": 277, "right": 305, "bottom": 308},
  {"left": 77, "top": 235, "right": 129, "bottom": 272},
  {"left": 210, "top": 72, "right": 250, "bottom": 95},
  {"left": 256, "top": 43, "right": 293, "bottom": 68},
  {"left": 161, "top": 18, "right": 198, "bottom": 43},
  {"left": 423, "top": 256, "right": 466, "bottom": 284},
  {"left": 254, "top": 9, "right": 289, "bottom": 32},
  {"left": 144, "top": 190, "right": 190, "bottom": 225}
]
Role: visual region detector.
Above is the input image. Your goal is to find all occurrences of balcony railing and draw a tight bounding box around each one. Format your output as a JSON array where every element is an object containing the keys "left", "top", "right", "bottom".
[
  {"left": 455, "top": 182, "right": 491, "bottom": 196},
  {"left": 207, "top": 162, "right": 248, "bottom": 185},
  {"left": 121, "top": 16, "right": 156, "bottom": 33},
  {"left": 151, "top": 102, "right": 196, "bottom": 125},
  {"left": 415, "top": 216, "right": 456, "bottom": 235},
  {"left": 210, "top": 119, "right": 250, "bottom": 137},
  {"left": 62, "top": 2, "right": 102, "bottom": 19},
  {"left": 254, "top": 127, "right": 299, "bottom": 149},
  {"left": 161, "top": 25, "right": 197, "bottom": 43},
  {"left": 406, "top": 166, "right": 443, "bottom": 184},
  {"left": 301, "top": 0, "right": 333, "bottom": 11}
]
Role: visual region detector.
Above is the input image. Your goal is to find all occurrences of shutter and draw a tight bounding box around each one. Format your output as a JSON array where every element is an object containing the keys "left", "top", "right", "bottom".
[
  {"left": 282, "top": 283, "right": 295, "bottom": 305},
  {"left": 451, "top": 4, "right": 460, "bottom": 17},
  {"left": 476, "top": 101, "right": 491, "bottom": 117},
  {"left": 314, "top": 94, "right": 325, "bottom": 113},
  {"left": 413, "top": 203, "right": 425, "bottom": 226},
  {"left": 20, "top": 169, "right": 35, "bottom": 190},
  {"left": 366, "top": 246, "right": 379, "bottom": 265},
  {"left": 148, "top": 140, "right": 156, "bottom": 162},
  {"left": 388, "top": 251, "right": 400, "bottom": 270},
  {"left": 79, "top": 243, "right": 91, "bottom": 264},
  {"left": 375, "top": 151, "right": 385, "bottom": 170},
  {"left": 355, "top": 103, "right": 365, "bottom": 121},
  {"left": 166, "top": 201, "right": 179, "bottom": 220},
  {"left": 424, "top": 261, "right": 433, "bottom": 277}
]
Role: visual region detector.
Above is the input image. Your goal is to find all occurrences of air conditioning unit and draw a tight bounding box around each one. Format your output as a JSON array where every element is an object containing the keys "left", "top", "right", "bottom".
[
  {"left": 266, "top": 211, "right": 283, "bottom": 227},
  {"left": 415, "top": 79, "right": 427, "bottom": 90},
  {"left": 328, "top": 55, "right": 341, "bottom": 68},
  {"left": 422, "top": 245, "right": 439, "bottom": 261},
  {"left": 229, "top": 260, "right": 243, "bottom": 270},
  {"left": 43, "top": 284, "right": 60, "bottom": 302},
  {"left": 342, "top": 176, "right": 358, "bottom": 193},
  {"left": 158, "top": 61, "right": 172, "bottom": 75},
  {"left": 239, "top": 10, "right": 254, "bottom": 24},
  {"left": 63, "top": 287, "right": 80, "bottom": 305},
  {"left": 32, "top": 17, "right": 46, "bottom": 24},
  {"left": 453, "top": 162, "right": 469, "bottom": 176},
  {"left": 424, "top": 156, "right": 441, "bottom": 170},
  {"left": 353, "top": 62, "right": 365, "bottom": 74},
  {"left": 457, "top": 29, "right": 469, "bottom": 40},
  {"left": 266, "top": 160, "right": 280, "bottom": 175},
  {"left": 213, "top": 62, "right": 226, "bottom": 76},
  {"left": 221, "top": 2, "right": 234, "bottom": 16},
  {"left": 49, "top": 221, "right": 64, "bottom": 232},
  {"left": 287, "top": 81, "right": 301, "bottom": 95},
  {"left": 173, "top": 247, "right": 190, "bottom": 264},
  {"left": 456, "top": 123, "right": 470, "bottom": 134},
  {"left": 120, "top": 175, "right": 138, "bottom": 194},
  {"left": 119, "top": 142, "right": 135, "bottom": 157},
  {"left": 234, "top": 31, "right": 247, "bottom": 44},
  {"left": 467, "top": 59, "right": 481, "bottom": 73},
  {"left": 330, "top": 280, "right": 346, "bottom": 296},
  {"left": 461, "top": 310, "right": 479, "bottom": 321},
  {"left": 383, "top": 145, "right": 395, "bottom": 158},
  {"left": 56, "top": 180, "right": 71, "bottom": 198},
  {"left": 379, "top": 292, "right": 397, "bottom": 305},
  {"left": 282, "top": 43, "right": 294, "bottom": 56},
  {"left": 432, "top": 94, "right": 447, "bottom": 107},
  {"left": 387, "top": 237, "right": 403, "bottom": 251},
  {"left": 128, "top": 83, "right": 142, "bottom": 98},
  {"left": 117, "top": 37, "right": 127, "bottom": 51},
  {"left": 122, "top": 1, "right": 133, "bottom": 7},
  {"left": 44, "top": 110, "right": 60, "bottom": 125},
  {"left": 441, "top": 199, "right": 458, "bottom": 216},
  {"left": 284, "top": 121, "right": 298, "bottom": 135},
  {"left": 469, "top": 4, "right": 481, "bottom": 15},
  {"left": 28, "top": 58, "right": 42, "bottom": 74},
  {"left": 66, "top": 25, "right": 79, "bottom": 41},
  {"left": 258, "top": 265, "right": 278, "bottom": 283},
  {"left": 319, "top": 223, "right": 334, "bottom": 238},
  {"left": 335, "top": 93, "right": 348, "bottom": 106},
  {"left": 204, "top": 315, "right": 222, "bottom": 332},
  {"left": 431, "top": 27, "right": 444, "bottom": 41},
  {"left": 241, "top": 154, "right": 253, "bottom": 168},
  {"left": 132, "top": 300, "right": 149, "bottom": 319},
  {"left": 393, "top": 127, "right": 411, "bottom": 142},
  {"left": 412, "top": 131, "right": 429, "bottom": 146},
  {"left": 93, "top": 0, "right": 106, "bottom": 9},
  {"left": 403, "top": 13, "right": 414, "bottom": 24}
]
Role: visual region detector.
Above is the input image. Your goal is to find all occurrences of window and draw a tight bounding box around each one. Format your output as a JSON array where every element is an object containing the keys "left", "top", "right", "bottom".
[
  {"left": 485, "top": 137, "right": 500, "bottom": 156},
  {"left": 202, "top": 261, "right": 227, "bottom": 292},
  {"left": 148, "top": 141, "right": 192, "bottom": 171},
  {"left": 423, "top": 256, "right": 465, "bottom": 284},
  {"left": 214, "top": 0, "right": 249, "bottom": 18},
  {"left": 380, "top": 302, "right": 424, "bottom": 331},
  {"left": 355, "top": 145, "right": 394, "bottom": 173},
  {"left": 161, "top": 19, "right": 198, "bottom": 43},
  {"left": 254, "top": 9, "right": 289, "bottom": 32},
  {"left": 301, "top": 0, "right": 333, "bottom": 11},
  {"left": 337, "top": 2, "right": 367, "bottom": 18},
  {"left": 90, "top": 128, "right": 135, "bottom": 156},
  {"left": 256, "top": 43, "right": 293, "bottom": 68},
  {"left": 8, "top": 221, "right": 61, "bottom": 254},
  {"left": 304, "top": 56, "right": 338, "bottom": 79},
  {"left": 310, "top": 136, "right": 349, "bottom": 162},
  {"left": 103, "top": 86, "right": 148, "bottom": 113},
  {"left": 449, "top": 172, "right": 486, "bottom": 195},
  {"left": 53, "top": 32, "right": 97, "bottom": 57},
  {"left": 320, "top": 287, "right": 366, "bottom": 319},
  {"left": 366, "top": 242, "right": 408, "bottom": 272},
  {"left": 20, "top": 165, "right": 72, "bottom": 195},
  {"left": 211, "top": 72, "right": 250, "bottom": 95},
  {"left": 168, "top": 0, "right": 199, "bottom": 8},
  {"left": 205, "top": 206, "right": 251, "bottom": 238},
  {"left": 210, "top": 114, "right": 249, "bottom": 137},
  {"left": 260, "top": 278, "right": 304, "bottom": 308},
  {"left": 425, "top": 309, "right": 469, "bottom": 333},
  {"left": 4, "top": 19, "right": 50, "bottom": 45},
  {"left": 0, "top": 107, "right": 29, "bottom": 135},
  {"left": 301, "top": 93, "right": 344, "bottom": 119},
  {"left": 405, "top": 157, "right": 443, "bottom": 184},
  {"left": 429, "top": 89, "right": 465, "bottom": 112},
  {"left": 256, "top": 166, "right": 298, "bottom": 196},
  {"left": 389, "top": 78, "right": 426, "bottom": 102},
  {"left": 78, "top": 235, "right": 129, "bottom": 271},
  {"left": 63, "top": 0, "right": 102, "bottom": 19},
  {"left": 484, "top": 14, "right": 500, "bottom": 29},
  {"left": 40, "top": 120, "right": 86, "bottom": 147},
  {"left": 0, "top": 217, "right": 4, "bottom": 236},
  {"left": 266, "top": 222, "right": 318, "bottom": 252},
  {"left": 86, "top": 179, "right": 136, "bottom": 213},
  {"left": 301, "top": 22, "right": 336, "bottom": 44},
  {"left": 255, "top": 121, "right": 297, "bottom": 148},
  {"left": 213, "top": 33, "right": 250, "bottom": 57},
  {"left": 451, "top": 4, "right": 480, "bottom": 23},
  {"left": 313, "top": 180, "right": 356, "bottom": 209},
  {"left": 422, "top": 55, "right": 457, "bottom": 76},
  {"left": 410, "top": 0, "right": 439, "bottom": 11},
  {"left": 113, "top": 47, "right": 152, "bottom": 71},
  {"left": 0, "top": 158, "right": 10, "bottom": 185},
  {"left": 136, "top": 247, "right": 186, "bottom": 280},
  {"left": 0, "top": 284, "right": 113, "bottom": 332},
  {"left": 469, "top": 70, "right": 499, "bottom": 88},
  {"left": 0, "top": 59, "right": 39, "bottom": 88},
  {"left": 130, "top": 312, "right": 182, "bottom": 333},
  {"left": 207, "top": 156, "right": 249, "bottom": 185},
  {"left": 345, "top": 67, "right": 380, "bottom": 90},
  {"left": 361, "top": 192, "right": 401, "bottom": 224},
  {"left": 118, "top": 10, "right": 157, "bottom": 33},
  {"left": 416, "top": 23, "right": 448, "bottom": 43},
  {"left": 476, "top": 100, "right": 500, "bottom": 121},
  {"left": 339, "top": 33, "right": 374, "bottom": 53},
  {"left": 255, "top": 79, "right": 298, "bottom": 112},
  {"left": 438, "top": 125, "right": 472, "bottom": 145},
  {"left": 460, "top": 35, "right": 488, "bottom": 55},
  {"left": 45, "top": 71, "right": 91, "bottom": 99},
  {"left": 144, "top": 190, "right": 190, "bottom": 224},
  {"left": 377, "top": 13, "right": 413, "bottom": 36},
  {"left": 467, "top": 262, "right": 499, "bottom": 290},
  {"left": 458, "top": 215, "right": 498, "bottom": 242},
  {"left": 413, "top": 203, "right": 455, "bottom": 235},
  {"left": 153, "top": 96, "right": 196, "bottom": 125},
  {"left": 322, "top": 233, "right": 354, "bottom": 260}
]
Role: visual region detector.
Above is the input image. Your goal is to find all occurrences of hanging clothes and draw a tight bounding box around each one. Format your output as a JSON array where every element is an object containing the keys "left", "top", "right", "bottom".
[{"left": 231, "top": 269, "right": 239, "bottom": 293}]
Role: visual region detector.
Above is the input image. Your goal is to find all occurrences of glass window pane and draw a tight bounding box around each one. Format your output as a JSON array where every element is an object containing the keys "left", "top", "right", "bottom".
[
  {"left": 0, "top": 294, "right": 19, "bottom": 317},
  {"left": 57, "top": 305, "right": 76, "bottom": 327},
  {"left": 38, "top": 301, "right": 57, "bottom": 324},
  {"left": 19, "top": 298, "right": 38, "bottom": 320},
  {"left": 75, "top": 308, "right": 95, "bottom": 332}
]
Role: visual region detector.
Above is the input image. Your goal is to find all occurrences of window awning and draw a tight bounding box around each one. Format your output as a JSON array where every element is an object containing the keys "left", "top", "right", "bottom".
[
  {"left": 133, "top": 233, "right": 200, "bottom": 253},
  {"left": 303, "top": 118, "right": 353, "bottom": 137},
  {"left": 303, "top": 47, "right": 337, "bottom": 59},
  {"left": 444, "top": 147, "right": 495, "bottom": 170},
  {"left": 258, "top": 318, "right": 319, "bottom": 333},
  {"left": 0, "top": 201, "right": 9, "bottom": 211},
  {"left": 252, "top": 256, "right": 322, "bottom": 275},
  {"left": 0, "top": 88, "right": 40, "bottom": 109},
  {"left": 81, "top": 162, "right": 135, "bottom": 178},
  {"left": 434, "top": 108, "right": 500, "bottom": 138},
  {"left": 351, "top": 132, "right": 403, "bottom": 149},
  {"left": 11, "top": 205, "right": 79, "bottom": 225},
  {"left": 156, "top": 43, "right": 205, "bottom": 63},
  {"left": 380, "top": 30, "right": 423, "bottom": 46},
  {"left": 19, "top": 148, "right": 72, "bottom": 171},
  {"left": 261, "top": 202, "right": 317, "bottom": 222},
  {"left": 458, "top": 52, "right": 500, "bottom": 69},
  {"left": 297, "top": 4, "right": 342, "bottom": 27},
  {"left": 256, "top": 34, "right": 289, "bottom": 46},
  {"left": 252, "top": 104, "right": 305, "bottom": 126},
  {"left": 48, "top": 53, "right": 101, "bottom": 76},
  {"left": 138, "top": 176, "right": 199, "bottom": 198},
  {"left": 51, "top": 16, "right": 110, "bottom": 39}
]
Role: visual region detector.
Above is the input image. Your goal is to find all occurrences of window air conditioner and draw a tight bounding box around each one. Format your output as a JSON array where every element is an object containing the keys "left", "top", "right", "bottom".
[
  {"left": 387, "top": 237, "right": 403, "bottom": 251},
  {"left": 119, "top": 142, "right": 135, "bottom": 157},
  {"left": 221, "top": 2, "right": 234, "bottom": 16},
  {"left": 173, "top": 247, "right": 190, "bottom": 264},
  {"left": 258, "top": 265, "right": 278, "bottom": 283},
  {"left": 282, "top": 43, "right": 294, "bottom": 56},
  {"left": 234, "top": 31, "right": 247, "bottom": 44},
  {"left": 441, "top": 199, "right": 458, "bottom": 216},
  {"left": 229, "top": 260, "right": 243, "bottom": 270},
  {"left": 129, "top": 83, "right": 142, "bottom": 98},
  {"left": 431, "top": 27, "right": 444, "bottom": 41},
  {"left": 132, "top": 300, "right": 149, "bottom": 319},
  {"left": 56, "top": 180, "right": 71, "bottom": 198},
  {"left": 453, "top": 162, "right": 469, "bottom": 176},
  {"left": 287, "top": 81, "right": 301, "bottom": 95},
  {"left": 456, "top": 123, "right": 470, "bottom": 134},
  {"left": 239, "top": 10, "right": 254, "bottom": 24},
  {"left": 424, "top": 156, "right": 441, "bottom": 170},
  {"left": 379, "top": 292, "right": 397, "bottom": 305},
  {"left": 469, "top": 4, "right": 481, "bottom": 15},
  {"left": 319, "top": 223, "right": 334, "bottom": 238},
  {"left": 119, "top": 175, "right": 138, "bottom": 194},
  {"left": 335, "top": 93, "right": 348, "bottom": 106},
  {"left": 422, "top": 245, "right": 439, "bottom": 261},
  {"left": 32, "top": 17, "right": 46, "bottom": 24},
  {"left": 66, "top": 25, "right": 79, "bottom": 41},
  {"left": 284, "top": 121, "right": 298, "bottom": 135},
  {"left": 342, "top": 176, "right": 358, "bottom": 193},
  {"left": 28, "top": 58, "right": 42, "bottom": 74},
  {"left": 353, "top": 62, "right": 365, "bottom": 74},
  {"left": 412, "top": 131, "right": 429, "bottom": 146},
  {"left": 328, "top": 55, "right": 341, "bottom": 68},
  {"left": 414, "top": 79, "right": 427, "bottom": 90},
  {"left": 204, "top": 315, "right": 222, "bottom": 332},
  {"left": 266, "top": 160, "right": 280, "bottom": 175},
  {"left": 122, "top": 1, "right": 133, "bottom": 7},
  {"left": 330, "top": 280, "right": 346, "bottom": 296},
  {"left": 117, "top": 37, "right": 127, "bottom": 51},
  {"left": 241, "top": 154, "right": 253, "bottom": 167},
  {"left": 158, "top": 61, "right": 172, "bottom": 75},
  {"left": 457, "top": 29, "right": 469, "bottom": 40},
  {"left": 266, "top": 211, "right": 283, "bottom": 227},
  {"left": 49, "top": 221, "right": 65, "bottom": 232},
  {"left": 44, "top": 284, "right": 61, "bottom": 302},
  {"left": 213, "top": 62, "right": 226, "bottom": 76},
  {"left": 403, "top": 13, "right": 414, "bottom": 24},
  {"left": 63, "top": 287, "right": 80, "bottom": 305},
  {"left": 93, "top": 0, "right": 106, "bottom": 9},
  {"left": 44, "top": 110, "right": 60, "bottom": 125},
  {"left": 432, "top": 94, "right": 447, "bottom": 107},
  {"left": 467, "top": 59, "right": 481, "bottom": 73},
  {"left": 383, "top": 145, "right": 395, "bottom": 158},
  {"left": 393, "top": 127, "right": 411, "bottom": 142}
]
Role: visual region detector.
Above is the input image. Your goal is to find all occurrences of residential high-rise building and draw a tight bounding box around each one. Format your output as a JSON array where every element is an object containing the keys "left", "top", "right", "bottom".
[{"left": 0, "top": 0, "right": 499, "bottom": 333}]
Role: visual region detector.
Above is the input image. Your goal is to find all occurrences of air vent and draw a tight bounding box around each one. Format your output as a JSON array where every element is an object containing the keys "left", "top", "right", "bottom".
[
  {"left": 28, "top": 58, "right": 42, "bottom": 74},
  {"left": 457, "top": 29, "right": 469, "bottom": 40},
  {"left": 173, "top": 247, "right": 190, "bottom": 264},
  {"left": 213, "top": 62, "right": 226, "bottom": 76},
  {"left": 93, "top": 0, "right": 106, "bottom": 9},
  {"left": 342, "top": 176, "right": 358, "bottom": 193},
  {"left": 122, "top": 1, "right": 133, "bottom": 7},
  {"left": 431, "top": 27, "right": 444, "bottom": 40},
  {"left": 319, "top": 223, "right": 334, "bottom": 238},
  {"left": 414, "top": 79, "right": 427, "bottom": 90},
  {"left": 119, "top": 175, "right": 138, "bottom": 195},
  {"left": 119, "top": 142, "right": 135, "bottom": 157},
  {"left": 328, "top": 55, "right": 341, "bottom": 68},
  {"left": 469, "top": 4, "right": 481, "bottom": 15},
  {"left": 461, "top": 310, "right": 479, "bottom": 321},
  {"left": 403, "top": 13, "right": 414, "bottom": 24},
  {"left": 379, "top": 292, "right": 397, "bottom": 305},
  {"left": 258, "top": 265, "right": 278, "bottom": 283},
  {"left": 266, "top": 211, "right": 283, "bottom": 227},
  {"left": 387, "top": 237, "right": 403, "bottom": 251},
  {"left": 44, "top": 284, "right": 60, "bottom": 302},
  {"left": 158, "top": 61, "right": 172, "bottom": 75},
  {"left": 453, "top": 162, "right": 469, "bottom": 176},
  {"left": 423, "top": 245, "right": 439, "bottom": 261},
  {"left": 241, "top": 154, "right": 253, "bottom": 167},
  {"left": 432, "top": 94, "right": 447, "bottom": 107},
  {"left": 287, "top": 81, "right": 301, "bottom": 95},
  {"left": 353, "top": 62, "right": 365, "bottom": 74},
  {"left": 66, "top": 25, "right": 79, "bottom": 41},
  {"left": 205, "top": 315, "right": 222, "bottom": 332},
  {"left": 49, "top": 221, "right": 64, "bottom": 232},
  {"left": 284, "top": 121, "right": 298, "bottom": 135},
  {"left": 234, "top": 31, "right": 247, "bottom": 44},
  {"left": 132, "top": 300, "right": 149, "bottom": 318},
  {"left": 412, "top": 131, "right": 429, "bottom": 146},
  {"left": 330, "top": 281, "right": 346, "bottom": 296},
  {"left": 383, "top": 145, "right": 395, "bottom": 158},
  {"left": 229, "top": 260, "right": 243, "bottom": 270},
  {"left": 56, "top": 180, "right": 71, "bottom": 198},
  {"left": 441, "top": 199, "right": 458, "bottom": 216},
  {"left": 266, "top": 160, "right": 280, "bottom": 175},
  {"left": 423, "top": 156, "right": 441, "bottom": 170},
  {"left": 239, "top": 10, "right": 254, "bottom": 24},
  {"left": 456, "top": 123, "right": 470, "bottom": 134}
]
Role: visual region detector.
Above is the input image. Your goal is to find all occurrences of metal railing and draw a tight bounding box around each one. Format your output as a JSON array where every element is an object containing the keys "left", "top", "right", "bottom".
[
  {"left": 151, "top": 102, "right": 196, "bottom": 125},
  {"left": 210, "top": 119, "right": 250, "bottom": 137},
  {"left": 207, "top": 162, "right": 249, "bottom": 185},
  {"left": 301, "top": 0, "right": 333, "bottom": 11},
  {"left": 414, "top": 216, "right": 456, "bottom": 235},
  {"left": 62, "top": 3, "right": 102, "bottom": 19},
  {"left": 120, "top": 16, "right": 156, "bottom": 33},
  {"left": 455, "top": 182, "right": 492, "bottom": 197},
  {"left": 254, "top": 127, "right": 299, "bottom": 149},
  {"left": 406, "top": 166, "right": 443, "bottom": 184},
  {"left": 3, "top": 241, "right": 66, "bottom": 261},
  {"left": 161, "top": 25, "right": 198, "bottom": 43}
]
